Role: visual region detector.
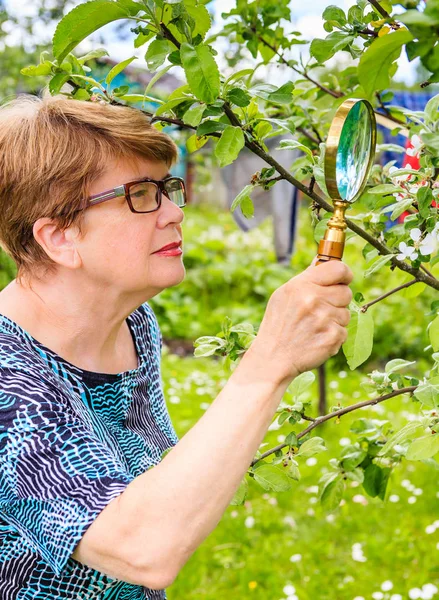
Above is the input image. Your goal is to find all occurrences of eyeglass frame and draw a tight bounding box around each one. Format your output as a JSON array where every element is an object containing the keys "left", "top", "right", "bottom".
[{"left": 75, "top": 175, "right": 187, "bottom": 214}]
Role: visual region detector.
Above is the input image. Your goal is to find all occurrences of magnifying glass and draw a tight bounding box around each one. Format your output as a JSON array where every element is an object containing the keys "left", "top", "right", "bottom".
[{"left": 316, "top": 98, "right": 376, "bottom": 265}]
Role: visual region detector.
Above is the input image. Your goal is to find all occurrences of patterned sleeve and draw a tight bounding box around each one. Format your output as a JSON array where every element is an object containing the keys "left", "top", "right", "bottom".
[{"left": 0, "top": 367, "right": 135, "bottom": 576}]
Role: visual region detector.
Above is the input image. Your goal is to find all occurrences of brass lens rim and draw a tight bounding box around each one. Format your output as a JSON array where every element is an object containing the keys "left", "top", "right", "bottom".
[{"left": 324, "top": 98, "right": 376, "bottom": 204}]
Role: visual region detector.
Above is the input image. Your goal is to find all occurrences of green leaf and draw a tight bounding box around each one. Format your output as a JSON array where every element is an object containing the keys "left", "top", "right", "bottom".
[
  {"left": 240, "top": 195, "right": 254, "bottom": 219},
  {"left": 21, "top": 63, "right": 53, "bottom": 77},
  {"left": 197, "top": 120, "right": 228, "bottom": 136},
  {"left": 345, "top": 468, "right": 364, "bottom": 483},
  {"left": 73, "top": 88, "right": 91, "bottom": 100},
  {"left": 288, "top": 371, "right": 315, "bottom": 399},
  {"left": 180, "top": 42, "right": 220, "bottom": 103},
  {"left": 421, "top": 132, "right": 439, "bottom": 153},
  {"left": 425, "top": 93, "right": 439, "bottom": 123},
  {"left": 364, "top": 254, "right": 393, "bottom": 278},
  {"left": 358, "top": 29, "right": 414, "bottom": 98},
  {"left": 231, "top": 184, "right": 253, "bottom": 212},
  {"left": 406, "top": 434, "right": 439, "bottom": 461},
  {"left": 278, "top": 139, "right": 314, "bottom": 161},
  {"left": 297, "top": 437, "right": 326, "bottom": 458},
  {"left": 184, "top": 0, "right": 211, "bottom": 38},
  {"left": 145, "top": 40, "right": 171, "bottom": 71},
  {"left": 320, "top": 477, "right": 344, "bottom": 512},
  {"left": 267, "top": 81, "right": 295, "bottom": 105},
  {"left": 429, "top": 315, "right": 439, "bottom": 351},
  {"left": 144, "top": 64, "right": 174, "bottom": 95},
  {"left": 287, "top": 460, "right": 301, "bottom": 481},
  {"left": 186, "top": 134, "right": 208, "bottom": 153},
  {"left": 390, "top": 197, "right": 414, "bottom": 220},
  {"left": 323, "top": 5, "right": 347, "bottom": 25},
  {"left": 182, "top": 103, "right": 206, "bottom": 127},
  {"left": 310, "top": 32, "right": 354, "bottom": 63},
  {"left": 285, "top": 432, "right": 298, "bottom": 447},
  {"left": 417, "top": 186, "right": 433, "bottom": 219},
  {"left": 399, "top": 10, "right": 439, "bottom": 28},
  {"left": 230, "top": 477, "right": 248, "bottom": 505},
  {"left": 340, "top": 445, "right": 367, "bottom": 471},
  {"left": 368, "top": 184, "right": 403, "bottom": 195},
  {"left": 343, "top": 306, "right": 374, "bottom": 370},
  {"left": 78, "top": 47, "right": 109, "bottom": 63},
  {"left": 53, "top": 0, "right": 139, "bottom": 63},
  {"left": 378, "top": 422, "right": 425, "bottom": 457},
  {"left": 414, "top": 376, "right": 439, "bottom": 408},
  {"left": 227, "top": 87, "right": 251, "bottom": 107},
  {"left": 215, "top": 126, "right": 245, "bottom": 168},
  {"left": 49, "top": 73, "right": 71, "bottom": 94},
  {"left": 385, "top": 359, "right": 416, "bottom": 374},
  {"left": 105, "top": 56, "right": 136, "bottom": 85},
  {"left": 363, "top": 463, "right": 390, "bottom": 499},
  {"left": 253, "top": 464, "right": 292, "bottom": 492}
]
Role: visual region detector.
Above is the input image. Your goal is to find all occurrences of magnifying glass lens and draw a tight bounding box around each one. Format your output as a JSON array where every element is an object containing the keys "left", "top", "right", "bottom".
[{"left": 336, "top": 101, "right": 373, "bottom": 203}]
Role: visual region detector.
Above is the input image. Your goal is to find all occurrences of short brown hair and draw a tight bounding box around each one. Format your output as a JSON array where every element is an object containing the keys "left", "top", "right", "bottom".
[{"left": 0, "top": 94, "right": 178, "bottom": 282}]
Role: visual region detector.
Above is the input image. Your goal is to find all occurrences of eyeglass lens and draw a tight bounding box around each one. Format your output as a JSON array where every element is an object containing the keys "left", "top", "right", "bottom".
[{"left": 128, "top": 179, "right": 186, "bottom": 212}]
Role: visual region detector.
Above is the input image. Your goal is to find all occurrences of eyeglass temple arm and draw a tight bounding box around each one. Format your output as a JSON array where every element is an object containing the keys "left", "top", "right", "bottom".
[{"left": 87, "top": 185, "right": 126, "bottom": 207}]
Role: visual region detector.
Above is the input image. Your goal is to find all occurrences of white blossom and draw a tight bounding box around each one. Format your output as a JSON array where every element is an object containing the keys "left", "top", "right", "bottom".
[
  {"left": 410, "top": 228, "right": 436, "bottom": 255},
  {"left": 407, "top": 134, "right": 423, "bottom": 157},
  {"left": 397, "top": 241, "right": 418, "bottom": 261},
  {"left": 389, "top": 164, "right": 413, "bottom": 183}
]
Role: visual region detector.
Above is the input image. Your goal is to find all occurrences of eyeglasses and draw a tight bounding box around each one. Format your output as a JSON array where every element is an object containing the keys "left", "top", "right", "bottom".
[{"left": 80, "top": 175, "right": 187, "bottom": 214}]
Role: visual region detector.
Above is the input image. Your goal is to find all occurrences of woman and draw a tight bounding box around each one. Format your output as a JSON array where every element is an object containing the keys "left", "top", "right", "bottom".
[{"left": 0, "top": 95, "right": 353, "bottom": 599}]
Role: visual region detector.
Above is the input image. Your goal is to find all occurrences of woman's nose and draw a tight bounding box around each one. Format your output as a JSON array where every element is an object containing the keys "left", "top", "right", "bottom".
[{"left": 158, "top": 195, "right": 185, "bottom": 225}]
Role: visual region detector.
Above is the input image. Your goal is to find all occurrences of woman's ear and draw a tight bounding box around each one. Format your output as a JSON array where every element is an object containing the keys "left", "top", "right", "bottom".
[{"left": 32, "top": 218, "right": 82, "bottom": 270}]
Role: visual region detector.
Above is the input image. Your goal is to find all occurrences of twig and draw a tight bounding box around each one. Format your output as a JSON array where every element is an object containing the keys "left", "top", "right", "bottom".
[
  {"left": 159, "top": 21, "right": 181, "bottom": 49},
  {"left": 367, "top": 0, "right": 400, "bottom": 28},
  {"left": 251, "top": 386, "right": 416, "bottom": 466},
  {"left": 249, "top": 28, "right": 343, "bottom": 99},
  {"left": 360, "top": 279, "right": 417, "bottom": 312},
  {"left": 367, "top": 0, "right": 392, "bottom": 19},
  {"left": 359, "top": 28, "right": 379, "bottom": 37},
  {"left": 297, "top": 127, "right": 320, "bottom": 146}
]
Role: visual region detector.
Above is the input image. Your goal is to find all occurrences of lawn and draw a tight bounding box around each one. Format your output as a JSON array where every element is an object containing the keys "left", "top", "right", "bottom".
[{"left": 163, "top": 353, "right": 438, "bottom": 600}]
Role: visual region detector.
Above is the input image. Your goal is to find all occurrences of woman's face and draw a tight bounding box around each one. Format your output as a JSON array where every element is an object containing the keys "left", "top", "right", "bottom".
[{"left": 75, "top": 156, "right": 185, "bottom": 300}]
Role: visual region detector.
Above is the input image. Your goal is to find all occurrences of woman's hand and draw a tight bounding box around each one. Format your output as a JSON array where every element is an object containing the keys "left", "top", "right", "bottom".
[{"left": 249, "top": 259, "right": 354, "bottom": 387}]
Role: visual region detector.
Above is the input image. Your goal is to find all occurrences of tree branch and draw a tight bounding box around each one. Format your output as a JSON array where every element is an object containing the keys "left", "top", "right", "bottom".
[
  {"left": 235, "top": 131, "right": 439, "bottom": 291},
  {"left": 367, "top": 0, "right": 392, "bottom": 20},
  {"left": 159, "top": 21, "right": 182, "bottom": 49},
  {"left": 360, "top": 279, "right": 418, "bottom": 312},
  {"left": 251, "top": 386, "right": 417, "bottom": 466}
]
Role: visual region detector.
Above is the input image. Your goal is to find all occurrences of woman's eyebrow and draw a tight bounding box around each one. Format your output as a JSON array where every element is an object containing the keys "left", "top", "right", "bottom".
[{"left": 131, "top": 173, "right": 171, "bottom": 183}]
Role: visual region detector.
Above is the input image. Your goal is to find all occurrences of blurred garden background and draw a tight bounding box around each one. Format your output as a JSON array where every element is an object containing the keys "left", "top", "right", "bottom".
[{"left": 1, "top": 0, "right": 438, "bottom": 599}]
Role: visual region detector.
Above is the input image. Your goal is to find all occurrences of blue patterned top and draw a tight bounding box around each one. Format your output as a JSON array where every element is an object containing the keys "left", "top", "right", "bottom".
[{"left": 0, "top": 302, "right": 179, "bottom": 599}]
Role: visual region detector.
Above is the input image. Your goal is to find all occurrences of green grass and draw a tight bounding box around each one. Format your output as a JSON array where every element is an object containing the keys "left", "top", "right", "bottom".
[{"left": 162, "top": 352, "right": 439, "bottom": 600}]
